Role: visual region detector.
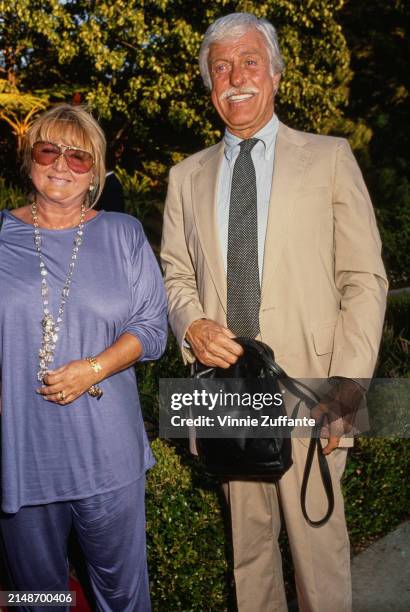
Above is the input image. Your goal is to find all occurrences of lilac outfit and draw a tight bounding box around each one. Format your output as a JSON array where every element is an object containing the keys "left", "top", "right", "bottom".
[
  {"left": 0, "top": 210, "right": 167, "bottom": 513},
  {"left": 1, "top": 478, "right": 151, "bottom": 611}
]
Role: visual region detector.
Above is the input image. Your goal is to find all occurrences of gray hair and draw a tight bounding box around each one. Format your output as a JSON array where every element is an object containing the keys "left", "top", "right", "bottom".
[{"left": 199, "top": 12, "right": 285, "bottom": 90}]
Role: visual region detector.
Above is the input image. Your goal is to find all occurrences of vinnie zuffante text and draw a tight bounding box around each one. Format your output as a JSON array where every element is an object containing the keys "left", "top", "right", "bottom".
[{"left": 169, "top": 390, "right": 315, "bottom": 429}]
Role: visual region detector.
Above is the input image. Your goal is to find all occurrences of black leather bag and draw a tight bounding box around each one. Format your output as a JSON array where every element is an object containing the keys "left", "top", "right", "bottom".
[
  {"left": 193, "top": 337, "right": 334, "bottom": 526},
  {"left": 194, "top": 338, "right": 292, "bottom": 481}
]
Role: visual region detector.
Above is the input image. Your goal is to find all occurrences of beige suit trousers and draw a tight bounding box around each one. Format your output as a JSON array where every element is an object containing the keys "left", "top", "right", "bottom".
[{"left": 223, "top": 440, "right": 351, "bottom": 612}]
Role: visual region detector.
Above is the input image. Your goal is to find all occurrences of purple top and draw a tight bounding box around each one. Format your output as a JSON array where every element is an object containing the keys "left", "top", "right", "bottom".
[{"left": 0, "top": 210, "right": 167, "bottom": 513}]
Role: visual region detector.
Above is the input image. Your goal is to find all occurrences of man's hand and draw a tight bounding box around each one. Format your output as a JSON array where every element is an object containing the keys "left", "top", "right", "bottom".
[
  {"left": 36, "top": 360, "right": 98, "bottom": 405},
  {"left": 322, "top": 435, "right": 341, "bottom": 456},
  {"left": 310, "top": 377, "right": 365, "bottom": 455},
  {"left": 186, "top": 319, "right": 243, "bottom": 368}
]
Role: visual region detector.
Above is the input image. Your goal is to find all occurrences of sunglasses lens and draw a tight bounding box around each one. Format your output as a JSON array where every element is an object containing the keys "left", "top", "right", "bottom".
[
  {"left": 65, "top": 149, "right": 94, "bottom": 173},
  {"left": 32, "top": 142, "right": 94, "bottom": 173},
  {"left": 32, "top": 142, "right": 60, "bottom": 165}
]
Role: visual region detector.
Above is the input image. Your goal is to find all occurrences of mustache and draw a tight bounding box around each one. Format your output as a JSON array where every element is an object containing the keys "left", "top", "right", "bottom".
[{"left": 220, "top": 87, "right": 259, "bottom": 100}]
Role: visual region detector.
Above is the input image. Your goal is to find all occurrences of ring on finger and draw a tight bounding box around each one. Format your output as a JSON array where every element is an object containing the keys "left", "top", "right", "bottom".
[{"left": 58, "top": 390, "right": 66, "bottom": 401}]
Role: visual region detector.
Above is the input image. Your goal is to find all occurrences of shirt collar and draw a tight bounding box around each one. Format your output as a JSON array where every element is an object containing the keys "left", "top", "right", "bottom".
[{"left": 224, "top": 113, "right": 279, "bottom": 162}]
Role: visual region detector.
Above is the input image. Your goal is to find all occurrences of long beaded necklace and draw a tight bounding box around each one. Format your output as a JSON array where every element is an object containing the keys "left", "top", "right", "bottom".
[{"left": 31, "top": 200, "right": 85, "bottom": 383}]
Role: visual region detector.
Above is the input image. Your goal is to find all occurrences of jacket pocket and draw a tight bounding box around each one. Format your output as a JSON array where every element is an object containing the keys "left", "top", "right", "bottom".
[{"left": 312, "top": 321, "right": 337, "bottom": 356}]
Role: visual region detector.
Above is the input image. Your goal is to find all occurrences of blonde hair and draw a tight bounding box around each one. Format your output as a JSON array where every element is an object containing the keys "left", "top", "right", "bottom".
[{"left": 22, "top": 104, "right": 106, "bottom": 207}]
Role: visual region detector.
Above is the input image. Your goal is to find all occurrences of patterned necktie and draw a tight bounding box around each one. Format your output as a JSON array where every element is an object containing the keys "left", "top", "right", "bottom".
[{"left": 227, "top": 138, "right": 261, "bottom": 338}]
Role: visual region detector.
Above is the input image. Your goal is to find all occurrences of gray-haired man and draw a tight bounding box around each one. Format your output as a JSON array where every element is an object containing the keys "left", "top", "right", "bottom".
[{"left": 161, "top": 12, "right": 387, "bottom": 611}]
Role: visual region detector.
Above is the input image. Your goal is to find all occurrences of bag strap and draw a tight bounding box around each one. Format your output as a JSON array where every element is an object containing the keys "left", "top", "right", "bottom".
[
  {"left": 301, "top": 421, "right": 335, "bottom": 527},
  {"left": 262, "top": 356, "right": 335, "bottom": 527}
]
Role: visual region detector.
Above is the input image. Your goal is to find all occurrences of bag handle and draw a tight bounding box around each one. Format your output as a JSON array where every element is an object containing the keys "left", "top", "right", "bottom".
[
  {"left": 261, "top": 354, "right": 334, "bottom": 526},
  {"left": 300, "top": 419, "right": 335, "bottom": 527}
]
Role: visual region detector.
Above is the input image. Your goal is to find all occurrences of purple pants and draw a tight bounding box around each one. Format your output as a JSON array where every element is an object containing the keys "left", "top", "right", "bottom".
[{"left": 0, "top": 478, "right": 151, "bottom": 612}]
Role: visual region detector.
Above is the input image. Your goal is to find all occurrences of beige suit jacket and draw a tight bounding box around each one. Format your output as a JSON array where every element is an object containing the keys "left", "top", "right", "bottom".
[{"left": 161, "top": 122, "right": 388, "bottom": 383}]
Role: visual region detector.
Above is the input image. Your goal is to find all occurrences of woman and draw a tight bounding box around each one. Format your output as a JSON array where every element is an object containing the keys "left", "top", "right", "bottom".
[{"left": 0, "top": 104, "right": 167, "bottom": 611}]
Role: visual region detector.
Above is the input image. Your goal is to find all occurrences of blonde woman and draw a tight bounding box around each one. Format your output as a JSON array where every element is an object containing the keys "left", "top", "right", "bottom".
[{"left": 0, "top": 104, "right": 167, "bottom": 611}]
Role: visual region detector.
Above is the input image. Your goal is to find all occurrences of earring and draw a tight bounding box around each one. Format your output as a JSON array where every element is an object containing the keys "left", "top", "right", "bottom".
[{"left": 89, "top": 182, "right": 95, "bottom": 192}]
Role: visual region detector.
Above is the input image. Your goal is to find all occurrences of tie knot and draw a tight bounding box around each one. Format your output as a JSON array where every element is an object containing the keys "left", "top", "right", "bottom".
[{"left": 239, "top": 138, "right": 259, "bottom": 154}]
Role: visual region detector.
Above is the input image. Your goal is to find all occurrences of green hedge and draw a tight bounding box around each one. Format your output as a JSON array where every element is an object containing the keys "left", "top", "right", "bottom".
[
  {"left": 376, "top": 292, "right": 410, "bottom": 378},
  {"left": 384, "top": 292, "right": 410, "bottom": 337},
  {"left": 145, "top": 436, "right": 409, "bottom": 609},
  {"left": 343, "top": 438, "right": 410, "bottom": 548},
  {"left": 146, "top": 440, "right": 231, "bottom": 611}
]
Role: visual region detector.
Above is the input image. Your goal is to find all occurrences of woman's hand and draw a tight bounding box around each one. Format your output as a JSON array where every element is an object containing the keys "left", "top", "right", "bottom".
[
  {"left": 36, "top": 360, "right": 97, "bottom": 405},
  {"left": 36, "top": 334, "right": 143, "bottom": 405}
]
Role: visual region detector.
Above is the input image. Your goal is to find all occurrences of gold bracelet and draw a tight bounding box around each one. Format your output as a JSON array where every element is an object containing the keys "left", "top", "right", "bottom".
[
  {"left": 86, "top": 355, "right": 102, "bottom": 374},
  {"left": 85, "top": 356, "right": 103, "bottom": 399}
]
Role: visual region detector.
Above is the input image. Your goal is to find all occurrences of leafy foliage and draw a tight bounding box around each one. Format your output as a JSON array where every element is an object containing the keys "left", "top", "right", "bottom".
[
  {"left": 115, "top": 165, "right": 164, "bottom": 227},
  {"left": 0, "top": 1, "right": 354, "bottom": 168},
  {"left": 0, "top": 176, "right": 26, "bottom": 209},
  {"left": 384, "top": 293, "right": 410, "bottom": 338},
  {"left": 376, "top": 326, "right": 410, "bottom": 379},
  {"left": 341, "top": 0, "right": 410, "bottom": 286},
  {"left": 343, "top": 438, "right": 410, "bottom": 549},
  {"left": 1, "top": 1, "right": 408, "bottom": 283},
  {"left": 0, "top": 79, "right": 48, "bottom": 150},
  {"left": 376, "top": 169, "right": 410, "bottom": 287},
  {"left": 375, "top": 292, "right": 410, "bottom": 378},
  {"left": 146, "top": 439, "right": 230, "bottom": 611}
]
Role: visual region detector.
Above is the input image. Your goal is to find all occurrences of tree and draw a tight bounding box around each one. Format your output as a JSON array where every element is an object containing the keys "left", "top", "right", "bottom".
[
  {"left": 0, "top": 0, "right": 73, "bottom": 170},
  {"left": 0, "top": 80, "right": 48, "bottom": 151},
  {"left": 0, "top": 1, "right": 354, "bottom": 169},
  {"left": 341, "top": 0, "right": 410, "bottom": 286}
]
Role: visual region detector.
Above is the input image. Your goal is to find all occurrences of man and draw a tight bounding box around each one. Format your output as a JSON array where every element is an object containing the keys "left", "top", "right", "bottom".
[
  {"left": 161, "top": 12, "right": 387, "bottom": 612},
  {"left": 97, "top": 147, "right": 126, "bottom": 212}
]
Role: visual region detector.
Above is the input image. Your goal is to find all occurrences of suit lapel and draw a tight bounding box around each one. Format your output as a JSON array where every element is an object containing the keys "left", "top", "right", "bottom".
[
  {"left": 261, "top": 123, "right": 311, "bottom": 305},
  {"left": 190, "top": 124, "right": 311, "bottom": 313},
  {"left": 191, "top": 142, "right": 227, "bottom": 312}
]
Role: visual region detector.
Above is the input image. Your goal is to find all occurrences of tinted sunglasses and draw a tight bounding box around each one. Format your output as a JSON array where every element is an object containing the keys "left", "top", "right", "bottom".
[{"left": 31, "top": 141, "right": 94, "bottom": 174}]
